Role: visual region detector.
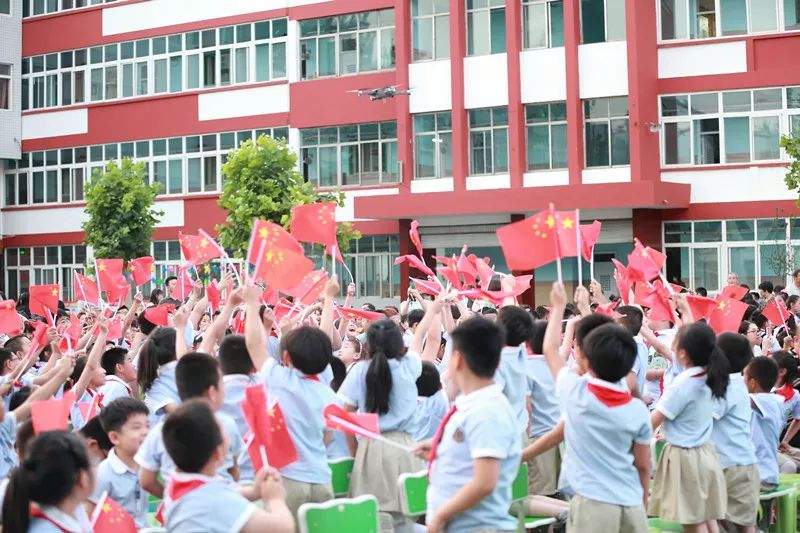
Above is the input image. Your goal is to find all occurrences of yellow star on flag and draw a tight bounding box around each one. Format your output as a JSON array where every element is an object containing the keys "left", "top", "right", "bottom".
[
  {"left": 51, "top": 288, "right": 58, "bottom": 297},
  {"left": 200, "top": 239, "right": 208, "bottom": 248},
  {"left": 561, "top": 217, "right": 574, "bottom": 230},
  {"left": 98, "top": 264, "right": 106, "bottom": 271},
  {"left": 102, "top": 503, "right": 112, "bottom": 513},
  {"left": 545, "top": 215, "right": 555, "bottom": 229},
  {"left": 259, "top": 228, "right": 269, "bottom": 239}
]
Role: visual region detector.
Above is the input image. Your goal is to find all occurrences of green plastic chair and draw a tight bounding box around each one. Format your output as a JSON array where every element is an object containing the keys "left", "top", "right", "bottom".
[
  {"left": 328, "top": 457, "right": 355, "bottom": 497},
  {"left": 398, "top": 469, "right": 429, "bottom": 518},
  {"left": 647, "top": 517, "right": 683, "bottom": 532},
  {"left": 298, "top": 494, "right": 379, "bottom": 533},
  {"left": 759, "top": 485, "right": 797, "bottom": 533},
  {"left": 510, "top": 463, "right": 558, "bottom": 530}
]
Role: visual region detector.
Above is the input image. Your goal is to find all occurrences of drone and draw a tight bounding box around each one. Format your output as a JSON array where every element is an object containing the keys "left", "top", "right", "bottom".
[{"left": 348, "top": 85, "right": 412, "bottom": 101}]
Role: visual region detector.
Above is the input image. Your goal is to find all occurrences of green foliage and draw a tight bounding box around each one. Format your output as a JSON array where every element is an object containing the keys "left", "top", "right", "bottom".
[
  {"left": 782, "top": 134, "right": 800, "bottom": 201},
  {"left": 82, "top": 159, "right": 163, "bottom": 260},
  {"left": 218, "top": 134, "right": 360, "bottom": 258}
]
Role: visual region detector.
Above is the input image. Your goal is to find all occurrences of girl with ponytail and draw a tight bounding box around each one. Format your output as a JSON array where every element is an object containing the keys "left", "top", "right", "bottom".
[
  {"left": 136, "top": 326, "right": 179, "bottom": 425},
  {"left": 3, "top": 431, "right": 94, "bottom": 532},
  {"left": 649, "top": 322, "right": 729, "bottom": 531}
]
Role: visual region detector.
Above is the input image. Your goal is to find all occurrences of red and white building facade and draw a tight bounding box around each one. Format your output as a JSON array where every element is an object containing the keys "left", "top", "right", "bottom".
[{"left": 2, "top": 0, "right": 800, "bottom": 304}]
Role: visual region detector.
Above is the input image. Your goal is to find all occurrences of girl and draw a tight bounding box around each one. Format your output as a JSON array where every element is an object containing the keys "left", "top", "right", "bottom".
[
  {"left": 773, "top": 353, "right": 800, "bottom": 460},
  {"left": 67, "top": 323, "right": 109, "bottom": 430},
  {"left": 2, "top": 431, "right": 95, "bottom": 532},
  {"left": 137, "top": 326, "right": 179, "bottom": 425},
  {"left": 650, "top": 322, "right": 729, "bottom": 533},
  {"left": 337, "top": 335, "right": 362, "bottom": 371}
]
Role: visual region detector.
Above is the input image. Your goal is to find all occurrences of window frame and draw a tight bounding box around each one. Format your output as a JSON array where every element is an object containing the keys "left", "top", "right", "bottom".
[
  {"left": 465, "top": 0, "right": 507, "bottom": 56},
  {"left": 657, "top": 0, "right": 792, "bottom": 43},
  {"left": 583, "top": 96, "right": 630, "bottom": 168},
  {"left": 525, "top": 101, "right": 568, "bottom": 171},
  {"left": 413, "top": 111, "right": 453, "bottom": 179},
  {"left": 468, "top": 106, "right": 510, "bottom": 175},
  {"left": 411, "top": 0, "right": 451, "bottom": 61}
]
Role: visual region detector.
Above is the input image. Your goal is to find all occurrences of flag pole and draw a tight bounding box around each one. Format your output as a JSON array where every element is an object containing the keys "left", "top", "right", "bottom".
[
  {"left": 575, "top": 209, "right": 582, "bottom": 286},
  {"left": 549, "top": 204, "right": 562, "bottom": 284},
  {"left": 93, "top": 259, "right": 106, "bottom": 310},
  {"left": 331, "top": 245, "right": 337, "bottom": 281},
  {"left": 590, "top": 244, "right": 596, "bottom": 283}
]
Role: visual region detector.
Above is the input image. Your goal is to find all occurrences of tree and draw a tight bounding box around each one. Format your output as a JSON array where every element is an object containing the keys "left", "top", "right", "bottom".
[
  {"left": 217, "top": 134, "right": 359, "bottom": 258},
  {"left": 83, "top": 159, "right": 163, "bottom": 260},
  {"left": 781, "top": 133, "right": 800, "bottom": 201}
]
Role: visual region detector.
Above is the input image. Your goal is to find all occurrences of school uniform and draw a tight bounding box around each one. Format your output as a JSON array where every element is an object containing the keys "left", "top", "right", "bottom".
[
  {"left": 650, "top": 367, "right": 727, "bottom": 524},
  {"left": 258, "top": 357, "right": 339, "bottom": 517},
  {"left": 69, "top": 389, "right": 101, "bottom": 431},
  {"left": 631, "top": 336, "right": 649, "bottom": 396},
  {"left": 751, "top": 392, "right": 785, "bottom": 487},
  {"left": 325, "top": 430, "right": 351, "bottom": 459},
  {"left": 0, "top": 412, "right": 17, "bottom": 479},
  {"left": 143, "top": 360, "right": 179, "bottom": 426},
  {"left": 413, "top": 390, "right": 449, "bottom": 441},
  {"left": 556, "top": 369, "right": 651, "bottom": 533},
  {"left": 773, "top": 383, "right": 800, "bottom": 423},
  {"left": 525, "top": 354, "right": 560, "bottom": 496},
  {"left": 90, "top": 448, "right": 149, "bottom": 527},
  {"left": 221, "top": 373, "right": 259, "bottom": 482},
  {"left": 339, "top": 351, "right": 424, "bottom": 522},
  {"left": 98, "top": 375, "right": 131, "bottom": 405},
  {"left": 712, "top": 374, "right": 759, "bottom": 526},
  {"left": 494, "top": 345, "right": 530, "bottom": 439},
  {"left": 163, "top": 472, "right": 255, "bottom": 532},
  {"left": 427, "top": 383, "right": 520, "bottom": 533},
  {"left": 28, "top": 504, "right": 93, "bottom": 533}
]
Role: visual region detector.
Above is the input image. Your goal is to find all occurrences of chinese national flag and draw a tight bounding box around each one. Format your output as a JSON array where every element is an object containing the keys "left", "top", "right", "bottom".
[
  {"left": 475, "top": 257, "right": 495, "bottom": 291},
  {"left": 57, "top": 314, "right": 82, "bottom": 353},
  {"left": 686, "top": 294, "right": 718, "bottom": 322},
  {"left": 437, "top": 263, "right": 463, "bottom": 290},
  {"left": 337, "top": 306, "right": 386, "bottom": 323},
  {"left": 73, "top": 272, "right": 99, "bottom": 305},
  {"left": 496, "top": 209, "right": 560, "bottom": 271},
  {"left": 636, "top": 281, "right": 674, "bottom": 322},
  {"left": 176, "top": 266, "right": 195, "bottom": 301},
  {"left": 179, "top": 232, "right": 222, "bottom": 266},
  {"left": 249, "top": 220, "right": 304, "bottom": 263},
  {"left": 252, "top": 247, "right": 314, "bottom": 291},
  {"left": 105, "top": 277, "right": 129, "bottom": 306},
  {"left": 143, "top": 304, "right": 176, "bottom": 327},
  {"left": 580, "top": 221, "right": 602, "bottom": 262},
  {"left": 763, "top": 298, "right": 790, "bottom": 327},
  {"left": 409, "top": 220, "right": 424, "bottom": 258},
  {"left": 627, "top": 241, "right": 666, "bottom": 281},
  {"left": 290, "top": 202, "right": 337, "bottom": 247},
  {"left": 457, "top": 252, "right": 478, "bottom": 286},
  {"left": 554, "top": 210, "right": 580, "bottom": 258},
  {"left": 411, "top": 278, "right": 442, "bottom": 297},
  {"left": 721, "top": 284, "right": 748, "bottom": 301},
  {"left": 595, "top": 301, "right": 621, "bottom": 318},
  {"left": 261, "top": 286, "right": 279, "bottom": 307},
  {"left": 0, "top": 300, "right": 23, "bottom": 336},
  {"left": 612, "top": 259, "right": 632, "bottom": 304},
  {"left": 286, "top": 270, "right": 329, "bottom": 306},
  {"left": 323, "top": 403, "right": 380, "bottom": 436},
  {"left": 29, "top": 285, "right": 60, "bottom": 318},
  {"left": 395, "top": 255, "right": 435, "bottom": 278},
  {"left": 30, "top": 390, "right": 74, "bottom": 434},
  {"left": 708, "top": 296, "right": 750, "bottom": 334},
  {"left": 91, "top": 493, "right": 137, "bottom": 533},
  {"left": 96, "top": 259, "right": 124, "bottom": 290},
  {"left": 206, "top": 280, "right": 222, "bottom": 313},
  {"left": 128, "top": 256, "right": 154, "bottom": 286},
  {"left": 241, "top": 384, "right": 298, "bottom": 470}
]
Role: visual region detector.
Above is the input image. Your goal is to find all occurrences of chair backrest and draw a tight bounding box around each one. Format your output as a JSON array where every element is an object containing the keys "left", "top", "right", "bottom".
[
  {"left": 511, "top": 463, "right": 529, "bottom": 502},
  {"left": 397, "top": 469, "right": 428, "bottom": 517},
  {"left": 298, "top": 495, "right": 380, "bottom": 533},
  {"left": 328, "top": 457, "right": 355, "bottom": 497}
]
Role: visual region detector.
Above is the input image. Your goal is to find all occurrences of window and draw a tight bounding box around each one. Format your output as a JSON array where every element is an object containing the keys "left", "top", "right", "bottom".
[
  {"left": 581, "top": 0, "right": 625, "bottom": 43},
  {"left": 0, "top": 64, "right": 9, "bottom": 110},
  {"left": 301, "top": 122, "right": 398, "bottom": 187},
  {"left": 5, "top": 245, "right": 87, "bottom": 301},
  {"left": 21, "top": 18, "right": 288, "bottom": 110},
  {"left": 526, "top": 102, "right": 567, "bottom": 170},
  {"left": 661, "top": 0, "right": 790, "bottom": 40},
  {"left": 469, "top": 107, "right": 509, "bottom": 175},
  {"left": 466, "top": 0, "right": 506, "bottom": 55},
  {"left": 523, "top": 0, "right": 564, "bottom": 48},
  {"left": 300, "top": 10, "right": 395, "bottom": 79},
  {"left": 661, "top": 87, "right": 791, "bottom": 166},
  {"left": 0, "top": 0, "right": 9, "bottom": 15},
  {"left": 308, "top": 235, "right": 400, "bottom": 298},
  {"left": 414, "top": 112, "right": 453, "bottom": 179},
  {"left": 22, "top": 0, "right": 123, "bottom": 18},
  {"left": 584, "top": 96, "right": 629, "bottom": 167},
  {"left": 412, "top": 0, "right": 450, "bottom": 61}
]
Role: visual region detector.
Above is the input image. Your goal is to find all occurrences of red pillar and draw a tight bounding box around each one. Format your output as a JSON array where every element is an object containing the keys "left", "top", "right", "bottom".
[
  {"left": 505, "top": 0, "right": 525, "bottom": 188},
  {"left": 395, "top": 0, "right": 413, "bottom": 192},
  {"left": 449, "top": 0, "right": 468, "bottom": 191},
  {"left": 398, "top": 219, "right": 411, "bottom": 298},
  {"left": 632, "top": 209, "right": 663, "bottom": 251},
  {"left": 563, "top": 0, "right": 583, "bottom": 186}
]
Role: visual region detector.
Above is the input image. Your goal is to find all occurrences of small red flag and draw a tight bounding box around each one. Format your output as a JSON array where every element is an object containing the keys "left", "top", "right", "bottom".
[
  {"left": 206, "top": 280, "right": 221, "bottom": 313},
  {"left": 290, "top": 202, "right": 337, "bottom": 247},
  {"left": 30, "top": 390, "right": 74, "bottom": 434},
  {"left": 686, "top": 294, "right": 718, "bottom": 322},
  {"left": 326, "top": 242, "right": 344, "bottom": 264},
  {"left": 628, "top": 241, "right": 666, "bottom": 282},
  {"left": 142, "top": 304, "right": 176, "bottom": 327},
  {"left": 0, "top": 300, "right": 23, "bottom": 336},
  {"left": 91, "top": 492, "right": 137, "bottom": 533},
  {"left": 179, "top": 232, "right": 222, "bottom": 266},
  {"left": 57, "top": 314, "right": 82, "bottom": 353},
  {"left": 437, "top": 263, "right": 463, "bottom": 290},
  {"left": 248, "top": 220, "right": 304, "bottom": 263},
  {"left": 580, "top": 221, "right": 602, "bottom": 262},
  {"left": 411, "top": 278, "right": 442, "bottom": 297},
  {"left": 96, "top": 259, "right": 124, "bottom": 291},
  {"left": 636, "top": 281, "right": 674, "bottom": 322},
  {"left": 105, "top": 277, "right": 130, "bottom": 306},
  {"left": 708, "top": 296, "right": 750, "bottom": 334},
  {"left": 612, "top": 259, "right": 632, "bottom": 304},
  {"left": 721, "top": 285, "right": 749, "bottom": 301},
  {"left": 175, "top": 266, "right": 195, "bottom": 301},
  {"left": 241, "top": 384, "right": 298, "bottom": 470},
  {"left": 252, "top": 247, "right": 314, "bottom": 291},
  {"left": 496, "top": 209, "right": 560, "bottom": 271},
  {"left": 457, "top": 252, "right": 478, "bottom": 286},
  {"left": 73, "top": 272, "right": 100, "bottom": 305},
  {"left": 409, "top": 220, "right": 424, "bottom": 258},
  {"left": 29, "top": 284, "right": 60, "bottom": 319},
  {"left": 475, "top": 257, "right": 495, "bottom": 291},
  {"left": 337, "top": 306, "right": 386, "bottom": 323},
  {"left": 763, "top": 298, "right": 789, "bottom": 328},
  {"left": 395, "top": 255, "right": 435, "bottom": 278},
  {"left": 128, "top": 256, "right": 154, "bottom": 286},
  {"left": 595, "top": 301, "right": 621, "bottom": 318},
  {"left": 554, "top": 210, "right": 580, "bottom": 258},
  {"left": 286, "top": 270, "right": 329, "bottom": 306},
  {"left": 260, "top": 286, "right": 279, "bottom": 307},
  {"left": 323, "top": 403, "right": 380, "bottom": 436}
]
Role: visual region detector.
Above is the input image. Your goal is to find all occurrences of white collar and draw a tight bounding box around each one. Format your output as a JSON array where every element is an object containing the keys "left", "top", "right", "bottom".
[
  {"left": 159, "top": 360, "right": 178, "bottom": 374},
  {"left": 587, "top": 376, "right": 629, "bottom": 392},
  {"left": 454, "top": 383, "right": 503, "bottom": 411},
  {"left": 730, "top": 372, "right": 744, "bottom": 380},
  {"left": 170, "top": 471, "right": 219, "bottom": 484},
  {"left": 671, "top": 366, "right": 706, "bottom": 387},
  {"left": 106, "top": 448, "right": 136, "bottom": 476},
  {"left": 223, "top": 374, "right": 255, "bottom": 384},
  {"left": 104, "top": 374, "right": 131, "bottom": 390},
  {"left": 38, "top": 504, "right": 92, "bottom": 532}
]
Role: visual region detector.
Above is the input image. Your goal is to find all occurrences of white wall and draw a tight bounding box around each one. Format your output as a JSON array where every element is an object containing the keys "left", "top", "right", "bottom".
[
  {"left": 523, "top": 169, "right": 569, "bottom": 187},
  {"left": 520, "top": 48, "right": 567, "bottom": 103},
  {"left": 661, "top": 166, "right": 794, "bottom": 203},
  {"left": 409, "top": 60, "right": 452, "bottom": 113},
  {"left": 582, "top": 166, "right": 631, "bottom": 184},
  {"left": 22, "top": 109, "right": 88, "bottom": 140},
  {"left": 466, "top": 173, "right": 510, "bottom": 190},
  {"left": 197, "top": 84, "right": 289, "bottom": 121},
  {"left": 410, "top": 178, "right": 453, "bottom": 193},
  {"left": 464, "top": 54, "right": 509, "bottom": 109},
  {"left": 578, "top": 41, "right": 628, "bottom": 98},
  {"left": 658, "top": 41, "right": 747, "bottom": 79}
]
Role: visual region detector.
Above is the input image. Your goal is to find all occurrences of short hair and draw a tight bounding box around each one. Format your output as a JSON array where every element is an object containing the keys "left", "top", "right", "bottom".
[
  {"left": 582, "top": 323, "right": 637, "bottom": 382},
  {"left": 574, "top": 314, "right": 614, "bottom": 351},
  {"left": 758, "top": 281, "right": 774, "bottom": 293},
  {"left": 4, "top": 335, "right": 27, "bottom": 354},
  {"left": 696, "top": 287, "right": 708, "bottom": 297},
  {"left": 175, "top": 352, "right": 221, "bottom": 401},
  {"left": 527, "top": 320, "right": 547, "bottom": 354},
  {"left": 406, "top": 309, "right": 425, "bottom": 329},
  {"left": 789, "top": 295, "right": 800, "bottom": 307},
  {"left": 0, "top": 349, "right": 13, "bottom": 373},
  {"left": 746, "top": 356, "right": 779, "bottom": 392},
  {"left": 362, "top": 303, "right": 376, "bottom": 312},
  {"left": 100, "top": 347, "right": 128, "bottom": 376},
  {"left": 794, "top": 269, "right": 800, "bottom": 278},
  {"left": 162, "top": 400, "right": 223, "bottom": 473},
  {"left": 450, "top": 316, "right": 505, "bottom": 378},
  {"left": 78, "top": 416, "right": 113, "bottom": 452},
  {"left": 8, "top": 386, "right": 31, "bottom": 411},
  {"left": 218, "top": 335, "right": 255, "bottom": 376},
  {"left": 15, "top": 420, "right": 34, "bottom": 456},
  {"left": 716, "top": 332, "right": 753, "bottom": 374},
  {"left": 137, "top": 313, "right": 157, "bottom": 336},
  {"left": 164, "top": 276, "right": 177, "bottom": 286},
  {"left": 497, "top": 306, "right": 534, "bottom": 347},
  {"left": 279, "top": 326, "right": 331, "bottom": 375},
  {"left": 99, "top": 397, "right": 149, "bottom": 434},
  {"left": 416, "top": 361, "right": 442, "bottom": 397},
  {"left": 616, "top": 305, "right": 644, "bottom": 336}
]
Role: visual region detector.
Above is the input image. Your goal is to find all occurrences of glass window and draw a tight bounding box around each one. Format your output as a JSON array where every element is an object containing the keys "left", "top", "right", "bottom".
[
  {"left": 526, "top": 102, "right": 567, "bottom": 170},
  {"left": 694, "top": 220, "right": 722, "bottom": 242},
  {"left": 787, "top": 0, "right": 800, "bottom": 29},
  {"left": 693, "top": 248, "right": 719, "bottom": 291},
  {"left": 693, "top": 118, "right": 720, "bottom": 164},
  {"left": 752, "top": 116, "right": 780, "bottom": 160},
  {"left": 757, "top": 218, "right": 786, "bottom": 240},
  {"left": 414, "top": 112, "right": 453, "bottom": 179},
  {"left": 467, "top": 0, "right": 506, "bottom": 55},
  {"left": 413, "top": 0, "right": 450, "bottom": 60},
  {"left": 750, "top": 0, "right": 778, "bottom": 31},
  {"left": 720, "top": 0, "right": 747, "bottom": 35},
  {"left": 469, "top": 106, "right": 509, "bottom": 174},
  {"left": 663, "top": 122, "right": 691, "bottom": 164},
  {"left": 726, "top": 219, "right": 755, "bottom": 241},
  {"left": 691, "top": 0, "right": 717, "bottom": 38},
  {"left": 523, "top": 0, "right": 565, "bottom": 48},
  {"left": 724, "top": 116, "right": 750, "bottom": 163},
  {"left": 584, "top": 96, "right": 629, "bottom": 167}
]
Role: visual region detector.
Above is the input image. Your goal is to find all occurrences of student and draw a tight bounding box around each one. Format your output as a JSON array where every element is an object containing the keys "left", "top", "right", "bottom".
[
  {"left": 326, "top": 356, "right": 351, "bottom": 460},
  {"left": 161, "top": 400, "right": 294, "bottom": 533},
  {"left": 713, "top": 332, "right": 759, "bottom": 533},
  {"left": 92, "top": 397, "right": 150, "bottom": 527},
  {"left": 744, "top": 357, "right": 784, "bottom": 489},
  {"left": 774, "top": 352, "right": 800, "bottom": 444},
  {"left": 419, "top": 316, "right": 521, "bottom": 533},
  {"left": 78, "top": 415, "right": 113, "bottom": 467},
  {"left": 66, "top": 335, "right": 108, "bottom": 430},
  {"left": 413, "top": 361, "right": 449, "bottom": 441},
  {"left": 2, "top": 431, "right": 95, "bottom": 532},
  {"left": 137, "top": 327, "right": 179, "bottom": 425},
  {"left": 135, "top": 352, "right": 242, "bottom": 498},
  {"left": 495, "top": 306, "right": 533, "bottom": 442},
  {"left": 616, "top": 305, "right": 649, "bottom": 398},
  {"left": 403, "top": 309, "right": 425, "bottom": 347},
  {"left": 650, "top": 322, "right": 729, "bottom": 532},
  {"left": 98, "top": 347, "right": 135, "bottom": 404}
]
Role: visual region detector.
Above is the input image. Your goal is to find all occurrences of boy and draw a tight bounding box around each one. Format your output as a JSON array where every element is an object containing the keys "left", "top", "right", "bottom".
[
  {"left": 413, "top": 361, "right": 449, "bottom": 441},
  {"left": 713, "top": 332, "right": 759, "bottom": 532},
  {"left": 495, "top": 306, "right": 533, "bottom": 440},
  {"left": 744, "top": 356, "right": 783, "bottom": 489},
  {"left": 92, "top": 397, "right": 150, "bottom": 527},
  {"left": 162, "top": 399, "right": 294, "bottom": 532},
  {"left": 616, "top": 305, "right": 649, "bottom": 398},
  {"left": 135, "top": 352, "right": 242, "bottom": 497},
  {"left": 98, "top": 347, "right": 135, "bottom": 404},
  {"left": 422, "top": 316, "right": 520, "bottom": 533},
  {"left": 219, "top": 334, "right": 258, "bottom": 482}
]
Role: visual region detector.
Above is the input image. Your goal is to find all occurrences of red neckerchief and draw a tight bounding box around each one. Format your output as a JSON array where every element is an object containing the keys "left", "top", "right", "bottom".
[
  {"left": 303, "top": 375, "right": 320, "bottom": 382},
  {"left": 156, "top": 476, "right": 208, "bottom": 524},
  {"left": 427, "top": 405, "right": 458, "bottom": 476},
  {"left": 776, "top": 383, "right": 795, "bottom": 402},
  {"left": 29, "top": 504, "right": 71, "bottom": 533},
  {"left": 587, "top": 382, "right": 633, "bottom": 407}
]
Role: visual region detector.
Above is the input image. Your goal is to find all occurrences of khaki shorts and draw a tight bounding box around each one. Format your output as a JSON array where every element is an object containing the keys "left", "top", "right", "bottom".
[
  {"left": 567, "top": 495, "right": 648, "bottom": 533},
  {"left": 723, "top": 464, "right": 760, "bottom": 526},
  {"left": 527, "top": 443, "right": 560, "bottom": 496},
  {"left": 282, "top": 477, "right": 334, "bottom": 519}
]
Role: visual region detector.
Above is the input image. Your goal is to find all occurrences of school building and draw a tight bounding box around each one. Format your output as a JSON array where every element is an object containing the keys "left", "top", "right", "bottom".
[{"left": 1, "top": 0, "right": 800, "bottom": 305}]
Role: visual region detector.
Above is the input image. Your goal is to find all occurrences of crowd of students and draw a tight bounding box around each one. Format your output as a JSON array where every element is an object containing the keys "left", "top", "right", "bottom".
[{"left": 0, "top": 265, "right": 799, "bottom": 533}]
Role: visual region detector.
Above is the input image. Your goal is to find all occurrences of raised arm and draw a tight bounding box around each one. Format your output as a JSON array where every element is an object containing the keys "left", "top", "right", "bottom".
[
  {"left": 243, "top": 284, "right": 268, "bottom": 371},
  {"left": 13, "top": 357, "right": 75, "bottom": 422},
  {"left": 197, "top": 288, "right": 243, "bottom": 355},
  {"left": 411, "top": 292, "right": 447, "bottom": 355},
  {"left": 72, "top": 321, "right": 108, "bottom": 400},
  {"left": 188, "top": 296, "right": 210, "bottom": 329},
  {"left": 320, "top": 278, "right": 341, "bottom": 348},
  {"left": 543, "top": 282, "right": 567, "bottom": 380},
  {"left": 120, "top": 293, "right": 144, "bottom": 340},
  {"left": 421, "top": 313, "right": 443, "bottom": 363}
]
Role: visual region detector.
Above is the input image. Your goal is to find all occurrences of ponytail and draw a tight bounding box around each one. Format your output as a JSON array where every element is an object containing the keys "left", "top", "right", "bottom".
[
  {"left": 677, "top": 322, "right": 729, "bottom": 399},
  {"left": 773, "top": 351, "right": 799, "bottom": 386},
  {"left": 3, "top": 467, "right": 31, "bottom": 532},
  {"left": 705, "top": 346, "right": 730, "bottom": 399},
  {"left": 137, "top": 327, "right": 177, "bottom": 393},
  {"left": 364, "top": 320, "right": 404, "bottom": 415}
]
